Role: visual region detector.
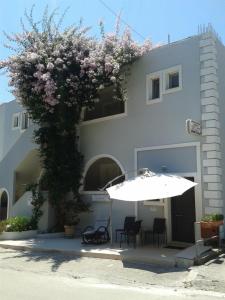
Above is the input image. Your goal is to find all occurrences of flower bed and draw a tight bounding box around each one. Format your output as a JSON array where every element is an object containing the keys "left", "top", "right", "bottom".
[{"left": 0, "top": 216, "right": 37, "bottom": 240}]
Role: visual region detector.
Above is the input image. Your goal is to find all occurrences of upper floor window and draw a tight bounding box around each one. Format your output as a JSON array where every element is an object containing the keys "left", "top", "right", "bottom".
[
  {"left": 152, "top": 78, "right": 160, "bottom": 99},
  {"left": 83, "top": 86, "right": 125, "bottom": 122},
  {"left": 163, "top": 65, "right": 182, "bottom": 94},
  {"left": 12, "top": 111, "right": 30, "bottom": 131},
  {"left": 12, "top": 113, "right": 20, "bottom": 129},
  {"left": 21, "top": 112, "right": 29, "bottom": 130},
  {"left": 168, "top": 72, "right": 179, "bottom": 89},
  {"left": 146, "top": 72, "right": 161, "bottom": 104}
]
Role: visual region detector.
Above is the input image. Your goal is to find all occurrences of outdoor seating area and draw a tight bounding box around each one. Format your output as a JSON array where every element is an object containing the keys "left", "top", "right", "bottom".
[
  {"left": 142, "top": 218, "right": 167, "bottom": 247},
  {"left": 82, "top": 219, "right": 110, "bottom": 245},
  {"left": 81, "top": 215, "right": 168, "bottom": 249},
  {"left": 119, "top": 220, "right": 142, "bottom": 248}
]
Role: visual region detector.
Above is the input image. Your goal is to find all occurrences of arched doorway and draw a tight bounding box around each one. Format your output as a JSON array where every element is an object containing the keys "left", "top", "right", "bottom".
[
  {"left": 0, "top": 190, "right": 8, "bottom": 221},
  {"left": 83, "top": 157, "right": 125, "bottom": 191}
]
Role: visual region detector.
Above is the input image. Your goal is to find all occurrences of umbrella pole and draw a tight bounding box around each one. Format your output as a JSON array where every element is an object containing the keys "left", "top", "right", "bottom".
[{"left": 110, "top": 199, "right": 113, "bottom": 246}]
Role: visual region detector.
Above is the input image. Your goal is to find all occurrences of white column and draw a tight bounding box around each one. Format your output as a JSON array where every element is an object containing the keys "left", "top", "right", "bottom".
[{"left": 200, "top": 30, "right": 223, "bottom": 215}]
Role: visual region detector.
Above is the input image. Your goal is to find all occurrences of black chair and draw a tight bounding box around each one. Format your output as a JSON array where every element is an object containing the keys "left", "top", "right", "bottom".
[
  {"left": 152, "top": 218, "right": 167, "bottom": 246},
  {"left": 120, "top": 220, "right": 142, "bottom": 248},
  {"left": 82, "top": 219, "right": 110, "bottom": 245},
  {"left": 115, "top": 216, "right": 135, "bottom": 242}
]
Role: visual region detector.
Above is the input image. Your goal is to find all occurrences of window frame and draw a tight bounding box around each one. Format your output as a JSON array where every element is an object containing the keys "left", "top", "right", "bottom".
[
  {"left": 146, "top": 71, "right": 162, "bottom": 105},
  {"left": 20, "top": 111, "right": 30, "bottom": 132},
  {"left": 163, "top": 65, "right": 182, "bottom": 94},
  {"left": 12, "top": 113, "right": 20, "bottom": 130}
]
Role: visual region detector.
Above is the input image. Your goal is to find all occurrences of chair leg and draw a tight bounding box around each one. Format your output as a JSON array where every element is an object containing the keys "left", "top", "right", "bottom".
[{"left": 120, "top": 233, "right": 123, "bottom": 248}]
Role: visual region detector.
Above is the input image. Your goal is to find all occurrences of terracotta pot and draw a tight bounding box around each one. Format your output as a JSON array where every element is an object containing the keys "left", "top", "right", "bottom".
[
  {"left": 200, "top": 220, "right": 224, "bottom": 238},
  {"left": 64, "top": 225, "right": 75, "bottom": 238}
]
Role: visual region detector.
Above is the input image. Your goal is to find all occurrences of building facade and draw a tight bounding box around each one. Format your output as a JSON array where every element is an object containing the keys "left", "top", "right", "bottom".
[{"left": 0, "top": 28, "right": 224, "bottom": 242}]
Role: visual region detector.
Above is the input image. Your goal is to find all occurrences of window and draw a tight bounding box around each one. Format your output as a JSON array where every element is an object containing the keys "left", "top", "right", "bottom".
[
  {"left": 146, "top": 72, "right": 161, "bottom": 104},
  {"left": 21, "top": 112, "right": 29, "bottom": 130},
  {"left": 152, "top": 78, "right": 160, "bottom": 99},
  {"left": 83, "top": 86, "right": 125, "bottom": 122},
  {"left": 163, "top": 65, "right": 182, "bottom": 94},
  {"left": 169, "top": 72, "right": 179, "bottom": 88},
  {"left": 12, "top": 113, "right": 20, "bottom": 129},
  {"left": 83, "top": 157, "right": 125, "bottom": 191}
]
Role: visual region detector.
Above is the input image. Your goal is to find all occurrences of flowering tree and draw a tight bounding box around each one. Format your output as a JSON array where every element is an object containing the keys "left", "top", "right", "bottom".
[{"left": 0, "top": 8, "right": 151, "bottom": 228}]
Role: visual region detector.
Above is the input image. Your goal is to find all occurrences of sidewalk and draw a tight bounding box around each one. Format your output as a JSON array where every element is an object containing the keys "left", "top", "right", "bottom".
[{"left": 0, "top": 238, "right": 179, "bottom": 267}]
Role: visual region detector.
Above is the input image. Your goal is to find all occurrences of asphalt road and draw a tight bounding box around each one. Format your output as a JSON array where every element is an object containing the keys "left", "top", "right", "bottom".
[
  {"left": 1, "top": 268, "right": 225, "bottom": 300},
  {"left": 0, "top": 248, "right": 225, "bottom": 300}
]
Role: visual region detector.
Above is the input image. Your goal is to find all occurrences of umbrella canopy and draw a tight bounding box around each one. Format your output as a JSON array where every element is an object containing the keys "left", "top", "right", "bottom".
[{"left": 106, "top": 169, "right": 197, "bottom": 201}]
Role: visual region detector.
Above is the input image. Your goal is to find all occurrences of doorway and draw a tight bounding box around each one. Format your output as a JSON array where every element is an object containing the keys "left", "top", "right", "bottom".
[
  {"left": 171, "top": 177, "right": 196, "bottom": 243},
  {"left": 0, "top": 191, "right": 8, "bottom": 221}
]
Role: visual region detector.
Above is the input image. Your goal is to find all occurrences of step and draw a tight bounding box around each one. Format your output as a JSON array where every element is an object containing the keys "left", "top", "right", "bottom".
[{"left": 175, "top": 244, "right": 212, "bottom": 267}]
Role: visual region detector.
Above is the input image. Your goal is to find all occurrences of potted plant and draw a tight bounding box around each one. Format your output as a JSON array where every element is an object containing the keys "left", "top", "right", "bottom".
[
  {"left": 63, "top": 200, "right": 82, "bottom": 238},
  {"left": 64, "top": 213, "right": 80, "bottom": 238},
  {"left": 200, "top": 214, "right": 224, "bottom": 238}
]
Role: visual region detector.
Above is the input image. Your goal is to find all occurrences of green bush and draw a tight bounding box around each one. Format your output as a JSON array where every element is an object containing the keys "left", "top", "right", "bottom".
[
  {"left": 2, "top": 216, "right": 34, "bottom": 232},
  {"left": 201, "top": 214, "right": 224, "bottom": 222},
  {"left": 0, "top": 220, "right": 7, "bottom": 233}
]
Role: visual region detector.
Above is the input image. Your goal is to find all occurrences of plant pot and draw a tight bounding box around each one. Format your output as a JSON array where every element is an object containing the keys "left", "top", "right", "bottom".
[
  {"left": 64, "top": 225, "right": 75, "bottom": 238},
  {"left": 200, "top": 220, "right": 224, "bottom": 238}
]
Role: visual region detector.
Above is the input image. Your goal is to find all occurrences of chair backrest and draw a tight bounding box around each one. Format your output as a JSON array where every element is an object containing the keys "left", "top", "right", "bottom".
[
  {"left": 153, "top": 218, "right": 166, "bottom": 234},
  {"left": 132, "top": 220, "right": 142, "bottom": 234},
  {"left": 124, "top": 216, "right": 135, "bottom": 231},
  {"left": 94, "top": 218, "right": 110, "bottom": 230}
]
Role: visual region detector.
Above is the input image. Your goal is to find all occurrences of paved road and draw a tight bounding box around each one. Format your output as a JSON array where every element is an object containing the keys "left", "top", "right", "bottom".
[
  {"left": 1, "top": 268, "right": 225, "bottom": 300},
  {"left": 0, "top": 248, "right": 225, "bottom": 299}
]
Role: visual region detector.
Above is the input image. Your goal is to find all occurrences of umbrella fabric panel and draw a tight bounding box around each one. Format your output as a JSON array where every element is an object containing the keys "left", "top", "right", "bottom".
[{"left": 106, "top": 174, "right": 197, "bottom": 201}]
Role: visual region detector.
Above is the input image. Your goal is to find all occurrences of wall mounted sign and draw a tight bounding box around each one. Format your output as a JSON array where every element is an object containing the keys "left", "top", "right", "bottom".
[{"left": 186, "top": 119, "right": 201, "bottom": 135}]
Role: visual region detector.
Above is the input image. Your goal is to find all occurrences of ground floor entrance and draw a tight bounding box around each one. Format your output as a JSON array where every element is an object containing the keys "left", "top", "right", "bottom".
[
  {"left": 171, "top": 177, "right": 196, "bottom": 243},
  {"left": 0, "top": 190, "right": 8, "bottom": 221}
]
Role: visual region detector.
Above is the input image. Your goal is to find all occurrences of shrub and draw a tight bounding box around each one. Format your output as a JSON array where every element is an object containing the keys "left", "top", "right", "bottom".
[
  {"left": 4, "top": 216, "right": 33, "bottom": 232},
  {"left": 0, "top": 220, "right": 7, "bottom": 233}
]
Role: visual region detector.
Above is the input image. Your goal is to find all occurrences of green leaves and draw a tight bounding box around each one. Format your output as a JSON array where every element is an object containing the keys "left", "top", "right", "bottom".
[
  {"left": 1, "top": 7, "right": 151, "bottom": 229},
  {"left": 201, "top": 214, "right": 224, "bottom": 222}
]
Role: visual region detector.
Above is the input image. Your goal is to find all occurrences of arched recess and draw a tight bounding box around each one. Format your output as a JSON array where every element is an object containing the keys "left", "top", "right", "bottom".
[
  {"left": 0, "top": 189, "right": 9, "bottom": 220},
  {"left": 82, "top": 155, "right": 125, "bottom": 192}
]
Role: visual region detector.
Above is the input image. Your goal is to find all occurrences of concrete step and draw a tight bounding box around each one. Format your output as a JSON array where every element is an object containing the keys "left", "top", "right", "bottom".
[
  {"left": 175, "top": 244, "right": 212, "bottom": 267},
  {"left": 197, "top": 248, "right": 224, "bottom": 265}
]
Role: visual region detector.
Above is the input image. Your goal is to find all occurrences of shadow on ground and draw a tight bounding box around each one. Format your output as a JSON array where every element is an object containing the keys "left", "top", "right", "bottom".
[
  {"left": 122, "top": 261, "right": 187, "bottom": 273},
  {"left": 1, "top": 249, "right": 82, "bottom": 272}
]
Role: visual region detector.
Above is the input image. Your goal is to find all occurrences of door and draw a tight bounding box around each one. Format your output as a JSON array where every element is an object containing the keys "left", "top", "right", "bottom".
[
  {"left": 0, "top": 191, "right": 8, "bottom": 221},
  {"left": 171, "top": 177, "right": 196, "bottom": 243}
]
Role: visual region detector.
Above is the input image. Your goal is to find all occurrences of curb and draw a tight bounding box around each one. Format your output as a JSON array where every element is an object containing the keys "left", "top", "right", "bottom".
[
  {"left": 0, "top": 243, "right": 176, "bottom": 267},
  {"left": 0, "top": 243, "right": 121, "bottom": 260}
]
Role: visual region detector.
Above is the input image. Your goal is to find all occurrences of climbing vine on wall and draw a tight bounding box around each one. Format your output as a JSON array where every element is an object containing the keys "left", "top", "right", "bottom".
[{"left": 0, "top": 7, "right": 151, "bottom": 228}]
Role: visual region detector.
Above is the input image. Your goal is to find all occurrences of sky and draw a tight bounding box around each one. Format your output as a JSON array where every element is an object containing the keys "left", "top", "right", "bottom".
[{"left": 1, "top": 0, "right": 225, "bottom": 103}]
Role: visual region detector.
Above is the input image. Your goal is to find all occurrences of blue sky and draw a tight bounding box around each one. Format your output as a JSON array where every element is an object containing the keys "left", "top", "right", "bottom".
[{"left": 1, "top": 0, "right": 225, "bottom": 103}]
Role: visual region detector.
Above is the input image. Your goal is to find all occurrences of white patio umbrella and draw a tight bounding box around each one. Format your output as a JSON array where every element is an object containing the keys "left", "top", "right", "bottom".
[{"left": 105, "top": 169, "right": 197, "bottom": 245}]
